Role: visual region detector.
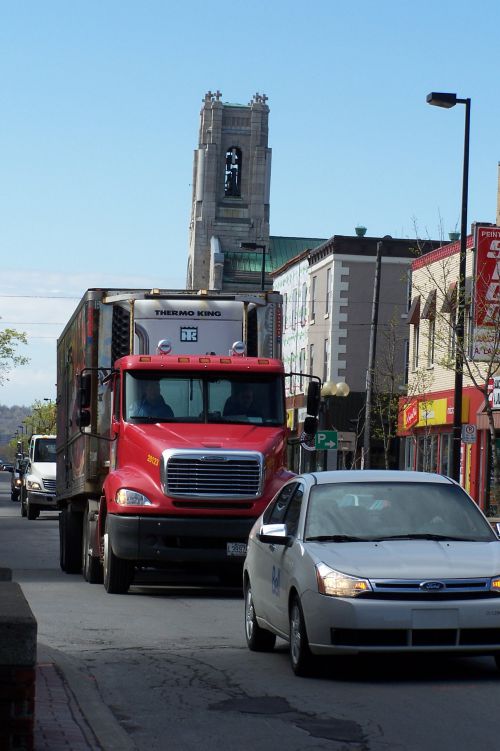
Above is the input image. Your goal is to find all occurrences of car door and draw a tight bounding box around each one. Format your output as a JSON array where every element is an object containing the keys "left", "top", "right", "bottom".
[
  {"left": 250, "top": 482, "right": 298, "bottom": 623},
  {"left": 268, "top": 482, "right": 306, "bottom": 633}
]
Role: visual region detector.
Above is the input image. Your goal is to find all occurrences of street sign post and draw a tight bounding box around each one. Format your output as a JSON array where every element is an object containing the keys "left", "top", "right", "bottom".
[{"left": 315, "top": 430, "right": 338, "bottom": 450}]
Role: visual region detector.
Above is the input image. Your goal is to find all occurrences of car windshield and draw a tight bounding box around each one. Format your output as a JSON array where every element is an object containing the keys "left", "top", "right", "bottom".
[
  {"left": 304, "top": 482, "right": 496, "bottom": 542},
  {"left": 124, "top": 371, "right": 284, "bottom": 426}
]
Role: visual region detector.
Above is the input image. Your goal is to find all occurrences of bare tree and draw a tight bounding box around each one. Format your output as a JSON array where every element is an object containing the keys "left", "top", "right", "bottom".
[{"left": 410, "top": 233, "right": 500, "bottom": 511}]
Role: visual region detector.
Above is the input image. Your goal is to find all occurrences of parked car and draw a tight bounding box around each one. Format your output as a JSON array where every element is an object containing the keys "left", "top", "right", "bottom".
[
  {"left": 1, "top": 463, "right": 14, "bottom": 472},
  {"left": 243, "top": 470, "right": 500, "bottom": 676}
]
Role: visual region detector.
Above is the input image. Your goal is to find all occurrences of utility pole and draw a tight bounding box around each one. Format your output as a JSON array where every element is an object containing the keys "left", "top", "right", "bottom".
[{"left": 363, "top": 237, "right": 391, "bottom": 468}]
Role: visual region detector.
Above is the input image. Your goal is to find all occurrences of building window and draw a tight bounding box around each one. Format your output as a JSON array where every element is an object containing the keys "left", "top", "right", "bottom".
[
  {"left": 448, "top": 313, "right": 456, "bottom": 359},
  {"left": 309, "top": 343, "right": 314, "bottom": 377},
  {"left": 427, "top": 318, "right": 435, "bottom": 366},
  {"left": 283, "top": 293, "right": 288, "bottom": 329},
  {"left": 301, "top": 282, "right": 307, "bottom": 326},
  {"left": 310, "top": 276, "right": 317, "bottom": 321},
  {"left": 323, "top": 338, "right": 329, "bottom": 383},
  {"left": 291, "top": 288, "right": 298, "bottom": 329},
  {"left": 325, "top": 268, "right": 331, "bottom": 316},
  {"left": 440, "top": 433, "right": 452, "bottom": 476},
  {"left": 403, "top": 339, "right": 409, "bottom": 385},
  {"left": 404, "top": 436, "right": 416, "bottom": 470},
  {"left": 224, "top": 147, "right": 242, "bottom": 196},
  {"left": 412, "top": 325, "right": 419, "bottom": 370},
  {"left": 299, "top": 348, "right": 306, "bottom": 390},
  {"left": 417, "top": 434, "right": 438, "bottom": 472}
]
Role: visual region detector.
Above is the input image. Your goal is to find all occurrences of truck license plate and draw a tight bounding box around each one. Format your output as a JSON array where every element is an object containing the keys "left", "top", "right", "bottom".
[{"left": 227, "top": 542, "right": 247, "bottom": 557}]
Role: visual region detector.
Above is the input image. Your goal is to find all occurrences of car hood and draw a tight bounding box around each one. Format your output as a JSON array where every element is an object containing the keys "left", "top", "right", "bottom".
[{"left": 306, "top": 539, "right": 500, "bottom": 579}]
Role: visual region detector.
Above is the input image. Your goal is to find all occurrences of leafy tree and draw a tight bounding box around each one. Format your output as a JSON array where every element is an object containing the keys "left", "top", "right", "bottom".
[{"left": 0, "top": 327, "right": 29, "bottom": 385}]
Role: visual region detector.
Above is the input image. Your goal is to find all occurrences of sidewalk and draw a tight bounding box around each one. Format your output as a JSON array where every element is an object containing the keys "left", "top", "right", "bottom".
[
  {"left": 34, "top": 647, "right": 137, "bottom": 751},
  {"left": 35, "top": 662, "right": 102, "bottom": 750}
]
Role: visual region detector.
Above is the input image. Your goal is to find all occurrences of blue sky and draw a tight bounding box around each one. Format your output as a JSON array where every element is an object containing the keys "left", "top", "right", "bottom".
[{"left": 1, "top": 0, "right": 499, "bottom": 406}]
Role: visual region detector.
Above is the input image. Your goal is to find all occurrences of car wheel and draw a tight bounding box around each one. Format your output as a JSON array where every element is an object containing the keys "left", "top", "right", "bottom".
[
  {"left": 26, "top": 495, "right": 40, "bottom": 520},
  {"left": 289, "top": 595, "right": 315, "bottom": 676},
  {"left": 59, "top": 507, "right": 83, "bottom": 573},
  {"left": 103, "top": 519, "right": 133, "bottom": 594},
  {"left": 82, "top": 506, "right": 103, "bottom": 584},
  {"left": 244, "top": 583, "right": 276, "bottom": 651}
]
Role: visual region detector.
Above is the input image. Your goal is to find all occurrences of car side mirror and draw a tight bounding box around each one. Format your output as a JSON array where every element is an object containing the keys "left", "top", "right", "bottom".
[
  {"left": 306, "top": 380, "right": 321, "bottom": 417},
  {"left": 258, "top": 523, "right": 292, "bottom": 546}
]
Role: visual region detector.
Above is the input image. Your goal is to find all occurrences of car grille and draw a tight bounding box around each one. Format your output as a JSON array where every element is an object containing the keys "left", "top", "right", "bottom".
[
  {"left": 162, "top": 449, "right": 263, "bottom": 500},
  {"left": 42, "top": 478, "right": 56, "bottom": 493},
  {"left": 331, "top": 627, "right": 500, "bottom": 648},
  {"left": 362, "top": 577, "right": 497, "bottom": 600}
]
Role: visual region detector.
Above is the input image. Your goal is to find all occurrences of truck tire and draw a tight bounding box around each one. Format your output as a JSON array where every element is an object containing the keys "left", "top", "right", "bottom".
[
  {"left": 59, "top": 507, "right": 83, "bottom": 574},
  {"left": 82, "top": 507, "right": 103, "bottom": 584},
  {"left": 20, "top": 492, "right": 27, "bottom": 517},
  {"left": 26, "top": 494, "right": 40, "bottom": 520},
  {"left": 103, "top": 519, "right": 133, "bottom": 594}
]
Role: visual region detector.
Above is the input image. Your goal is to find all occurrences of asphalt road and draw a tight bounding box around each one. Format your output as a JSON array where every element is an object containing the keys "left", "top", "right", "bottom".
[{"left": 0, "top": 471, "right": 499, "bottom": 751}]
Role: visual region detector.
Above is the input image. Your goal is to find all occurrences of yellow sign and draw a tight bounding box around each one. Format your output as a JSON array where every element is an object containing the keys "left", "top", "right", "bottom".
[
  {"left": 417, "top": 398, "right": 448, "bottom": 426},
  {"left": 287, "top": 408, "right": 296, "bottom": 430}
]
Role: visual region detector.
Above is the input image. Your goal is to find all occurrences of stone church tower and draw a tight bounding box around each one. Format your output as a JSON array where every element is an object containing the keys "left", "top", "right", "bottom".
[{"left": 187, "top": 91, "right": 272, "bottom": 290}]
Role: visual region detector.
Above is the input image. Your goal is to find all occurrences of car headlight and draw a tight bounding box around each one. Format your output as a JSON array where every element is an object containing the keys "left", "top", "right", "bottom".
[
  {"left": 316, "top": 562, "right": 372, "bottom": 597},
  {"left": 27, "top": 480, "right": 41, "bottom": 490},
  {"left": 115, "top": 488, "right": 152, "bottom": 506},
  {"left": 490, "top": 576, "right": 500, "bottom": 593}
]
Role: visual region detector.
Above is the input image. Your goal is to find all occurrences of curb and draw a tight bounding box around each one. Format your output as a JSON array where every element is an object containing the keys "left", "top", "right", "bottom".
[{"left": 37, "top": 644, "right": 137, "bottom": 751}]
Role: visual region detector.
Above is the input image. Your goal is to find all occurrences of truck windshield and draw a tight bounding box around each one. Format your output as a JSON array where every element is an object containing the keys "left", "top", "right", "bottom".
[
  {"left": 124, "top": 372, "right": 284, "bottom": 426},
  {"left": 33, "top": 439, "right": 56, "bottom": 462}
]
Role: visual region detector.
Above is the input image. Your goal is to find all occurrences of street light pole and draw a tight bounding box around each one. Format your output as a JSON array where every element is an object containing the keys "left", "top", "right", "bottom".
[
  {"left": 240, "top": 242, "right": 267, "bottom": 290},
  {"left": 427, "top": 92, "right": 471, "bottom": 483}
]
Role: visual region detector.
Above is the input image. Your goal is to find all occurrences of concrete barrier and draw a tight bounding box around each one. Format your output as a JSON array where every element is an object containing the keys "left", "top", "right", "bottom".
[{"left": 0, "top": 571, "right": 37, "bottom": 751}]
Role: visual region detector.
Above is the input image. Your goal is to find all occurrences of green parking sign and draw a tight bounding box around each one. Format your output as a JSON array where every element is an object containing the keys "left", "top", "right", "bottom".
[{"left": 315, "top": 430, "right": 338, "bottom": 450}]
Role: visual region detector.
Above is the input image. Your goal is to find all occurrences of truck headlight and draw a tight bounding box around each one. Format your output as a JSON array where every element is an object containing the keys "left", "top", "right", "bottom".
[
  {"left": 316, "top": 563, "right": 372, "bottom": 597},
  {"left": 115, "top": 488, "right": 152, "bottom": 506},
  {"left": 27, "top": 480, "right": 41, "bottom": 490}
]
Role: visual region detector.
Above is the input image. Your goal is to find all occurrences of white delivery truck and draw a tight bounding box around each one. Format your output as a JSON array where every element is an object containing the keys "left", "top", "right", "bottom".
[{"left": 21, "top": 434, "right": 58, "bottom": 520}]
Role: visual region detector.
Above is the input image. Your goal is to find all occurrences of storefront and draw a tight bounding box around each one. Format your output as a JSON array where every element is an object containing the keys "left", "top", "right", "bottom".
[{"left": 399, "top": 387, "right": 485, "bottom": 507}]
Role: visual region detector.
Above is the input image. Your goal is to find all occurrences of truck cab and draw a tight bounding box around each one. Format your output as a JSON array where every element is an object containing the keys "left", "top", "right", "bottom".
[{"left": 22, "top": 435, "right": 58, "bottom": 520}]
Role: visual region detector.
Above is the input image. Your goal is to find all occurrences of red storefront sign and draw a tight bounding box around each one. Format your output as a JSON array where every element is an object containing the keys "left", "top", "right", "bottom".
[
  {"left": 473, "top": 226, "right": 500, "bottom": 360},
  {"left": 403, "top": 400, "right": 419, "bottom": 429}
]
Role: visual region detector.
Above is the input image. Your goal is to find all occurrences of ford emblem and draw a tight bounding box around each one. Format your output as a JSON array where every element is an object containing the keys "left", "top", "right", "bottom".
[{"left": 420, "top": 580, "right": 445, "bottom": 591}]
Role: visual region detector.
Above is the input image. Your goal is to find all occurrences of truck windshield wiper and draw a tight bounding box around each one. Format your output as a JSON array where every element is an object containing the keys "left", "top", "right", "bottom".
[
  {"left": 373, "top": 533, "right": 472, "bottom": 542},
  {"left": 305, "top": 534, "right": 369, "bottom": 542}
]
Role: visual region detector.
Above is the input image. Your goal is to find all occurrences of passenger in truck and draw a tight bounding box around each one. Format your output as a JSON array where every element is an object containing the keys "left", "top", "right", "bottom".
[
  {"left": 223, "top": 385, "right": 262, "bottom": 419},
  {"left": 130, "top": 381, "right": 174, "bottom": 419}
]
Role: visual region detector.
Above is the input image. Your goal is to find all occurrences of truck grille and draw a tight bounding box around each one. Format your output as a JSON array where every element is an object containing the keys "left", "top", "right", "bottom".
[
  {"left": 43, "top": 478, "right": 56, "bottom": 494},
  {"left": 162, "top": 450, "right": 263, "bottom": 500}
]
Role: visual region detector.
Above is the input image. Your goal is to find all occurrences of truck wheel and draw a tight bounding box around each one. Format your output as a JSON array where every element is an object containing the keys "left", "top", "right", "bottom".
[
  {"left": 82, "top": 507, "right": 103, "bottom": 584},
  {"left": 59, "top": 507, "right": 83, "bottom": 574},
  {"left": 26, "top": 495, "right": 40, "bottom": 520},
  {"left": 103, "top": 519, "right": 133, "bottom": 594}
]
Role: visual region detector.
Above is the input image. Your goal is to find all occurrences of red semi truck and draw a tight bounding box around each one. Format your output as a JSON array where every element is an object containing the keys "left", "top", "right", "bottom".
[{"left": 56, "top": 288, "right": 317, "bottom": 593}]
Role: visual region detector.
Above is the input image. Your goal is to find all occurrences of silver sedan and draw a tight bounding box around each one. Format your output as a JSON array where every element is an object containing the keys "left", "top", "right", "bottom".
[{"left": 243, "top": 470, "right": 500, "bottom": 676}]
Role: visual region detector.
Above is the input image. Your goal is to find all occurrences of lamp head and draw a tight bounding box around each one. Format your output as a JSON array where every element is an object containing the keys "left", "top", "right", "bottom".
[{"left": 426, "top": 92, "right": 457, "bottom": 109}]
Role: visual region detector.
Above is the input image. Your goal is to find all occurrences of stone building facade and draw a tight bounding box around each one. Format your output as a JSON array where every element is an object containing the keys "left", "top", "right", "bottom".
[{"left": 187, "top": 90, "right": 272, "bottom": 291}]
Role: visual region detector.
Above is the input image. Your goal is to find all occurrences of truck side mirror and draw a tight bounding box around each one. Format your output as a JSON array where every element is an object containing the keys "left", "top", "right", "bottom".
[
  {"left": 76, "top": 372, "right": 92, "bottom": 428},
  {"left": 306, "top": 381, "right": 321, "bottom": 417}
]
